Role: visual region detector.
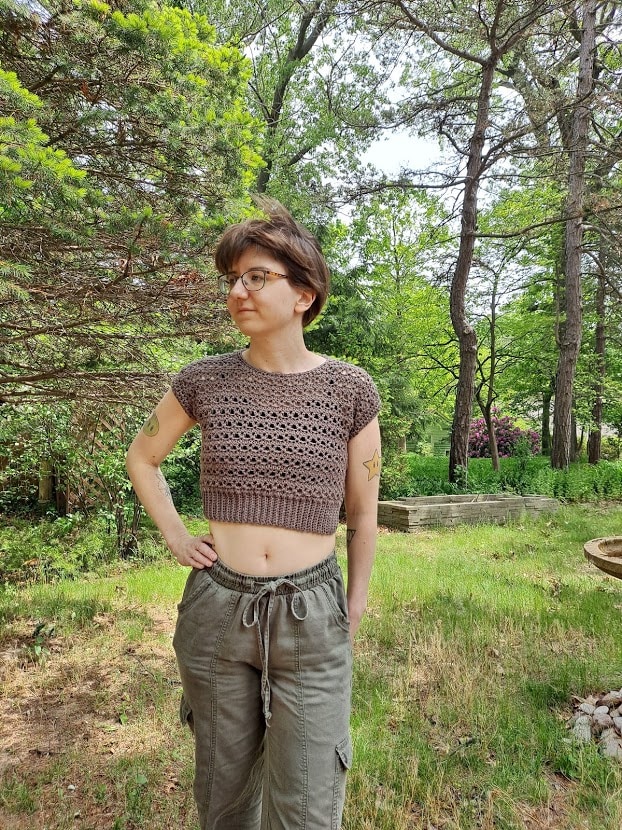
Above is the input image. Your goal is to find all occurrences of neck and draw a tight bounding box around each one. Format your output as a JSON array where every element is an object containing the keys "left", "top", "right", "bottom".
[{"left": 243, "top": 336, "right": 323, "bottom": 374}]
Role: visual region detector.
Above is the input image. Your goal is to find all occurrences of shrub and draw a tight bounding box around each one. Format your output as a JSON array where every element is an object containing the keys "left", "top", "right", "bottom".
[
  {"left": 469, "top": 410, "right": 540, "bottom": 459},
  {"left": 0, "top": 515, "right": 168, "bottom": 585},
  {"left": 162, "top": 428, "right": 202, "bottom": 514},
  {"left": 402, "top": 455, "right": 622, "bottom": 501}
]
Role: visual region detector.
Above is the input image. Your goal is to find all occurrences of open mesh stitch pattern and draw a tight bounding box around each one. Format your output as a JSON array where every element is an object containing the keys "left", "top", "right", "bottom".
[{"left": 172, "top": 351, "right": 381, "bottom": 535}]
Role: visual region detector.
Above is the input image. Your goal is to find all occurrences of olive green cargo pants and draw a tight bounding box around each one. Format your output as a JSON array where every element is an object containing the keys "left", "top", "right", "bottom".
[{"left": 173, "top": 552, "right": 353, "bottom": 829}]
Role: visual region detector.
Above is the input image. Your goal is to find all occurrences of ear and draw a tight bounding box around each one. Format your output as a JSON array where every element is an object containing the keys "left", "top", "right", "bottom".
[{"left": 294, "top": 288, "right": 316, "bottom": 315}]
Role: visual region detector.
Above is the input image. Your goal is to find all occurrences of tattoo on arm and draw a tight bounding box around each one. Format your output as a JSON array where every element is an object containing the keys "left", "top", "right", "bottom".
[
  {"left": 363, "top": 448, "right": 381, "bottom": 481},
  {"left": 347, "top": 528, "right": 356, "bottom": 549},
  {"left": 155, "top": 470, "right": 174, "bottom": 504},
  {"left": 142, "top": 412, "right": 160, "bottom": 437}
]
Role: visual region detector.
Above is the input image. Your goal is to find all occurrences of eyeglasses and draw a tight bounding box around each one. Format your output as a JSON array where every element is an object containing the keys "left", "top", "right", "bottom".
[{"left": 218, "top": 268, "right": 289, "bottom": 295}]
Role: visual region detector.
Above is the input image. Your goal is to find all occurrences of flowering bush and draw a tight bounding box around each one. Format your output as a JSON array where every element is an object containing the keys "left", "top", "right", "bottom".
[{"left": 469, "top": 411, "right": 540, "bottom": 458}]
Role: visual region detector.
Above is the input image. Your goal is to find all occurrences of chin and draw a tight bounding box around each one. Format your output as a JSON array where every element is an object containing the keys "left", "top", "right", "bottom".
[{"left": 232, "top": 318, "right": 259, "bottom": 336}]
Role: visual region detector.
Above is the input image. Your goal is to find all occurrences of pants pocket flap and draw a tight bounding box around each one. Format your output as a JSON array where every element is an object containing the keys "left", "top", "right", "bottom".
[
  {"left": 179, "top": 694, "right": 194, "bottom": 733},
  {"left": 336, "top": 735, "right": 352, "bottom": 770}
]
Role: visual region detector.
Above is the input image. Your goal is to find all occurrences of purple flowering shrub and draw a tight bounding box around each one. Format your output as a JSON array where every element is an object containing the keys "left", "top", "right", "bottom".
[{"left": 469, "top": 410, "right": 540, "bottom": 458}]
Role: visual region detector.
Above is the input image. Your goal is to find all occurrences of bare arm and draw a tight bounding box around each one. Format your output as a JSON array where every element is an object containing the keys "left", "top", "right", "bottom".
[
  {"left": 344, "top": 416, "right": 381, "bottom": 641},
  {"left": 126, "top": 389, "right": 217, "bottom": 568}
]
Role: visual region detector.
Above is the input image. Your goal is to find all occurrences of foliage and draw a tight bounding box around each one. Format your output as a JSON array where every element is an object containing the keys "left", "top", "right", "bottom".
[
  {"left": 602, "top": 434, "right": 622, "bottom": 461},
  {"left": 308, "top": 191, "right": 455, "bottom": 462},
  {"left": 0, "top": 513, "right": 166, "bottom": 585},
  {"left": 0, "top": 399, "right": 147, "bottom": 556},
  {"left": 2, "top": 0, "right": 622, "bottom": 519},
  {"left": 0, "top": 402, "right": 72, "bottom": 514},
  {"left": 402, "top": 455, "right": 622, "bottom": 501},
  {"left": 468, "top": 410, "right": 540, "bottom": 459},
  {"left": 161, "top": 427, "right": 202, "bottom": 515},
  {"left": 0, "top": 0, "right": 261, "bottom": 404},
  {"left": 196, "top": 0, "right": 393, "bottom": 212}
]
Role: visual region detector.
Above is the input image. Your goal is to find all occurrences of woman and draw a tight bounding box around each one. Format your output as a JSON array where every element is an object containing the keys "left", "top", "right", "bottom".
[{"left": 126, "top": 200, "right": 381, "bottom": 829}]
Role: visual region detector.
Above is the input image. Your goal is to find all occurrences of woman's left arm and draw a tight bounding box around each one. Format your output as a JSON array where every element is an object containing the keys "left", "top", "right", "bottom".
[{"left": 344, "top": 416, "right": 381, "bottom": 641}]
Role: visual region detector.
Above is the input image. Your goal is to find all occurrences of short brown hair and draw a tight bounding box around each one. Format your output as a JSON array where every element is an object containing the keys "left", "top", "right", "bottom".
[{"left": 214, "top": 197, "right": 330, "bottom": 327}]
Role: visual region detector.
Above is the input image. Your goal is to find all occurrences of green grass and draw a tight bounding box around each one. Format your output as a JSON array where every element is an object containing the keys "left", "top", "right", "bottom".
[
  {"left": 344, "top": 504, "right": 622, "bottom": 829},
  {"left": 1, "top": 505, "right": 621, "bottom": 829}
]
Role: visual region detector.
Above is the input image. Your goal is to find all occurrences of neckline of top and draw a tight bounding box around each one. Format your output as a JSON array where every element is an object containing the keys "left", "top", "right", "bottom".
[{"left": 235, "top": 349, "right": 330, "bottom": 377}]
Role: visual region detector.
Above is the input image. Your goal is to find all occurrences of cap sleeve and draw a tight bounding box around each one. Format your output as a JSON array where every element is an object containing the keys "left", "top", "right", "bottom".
[
  {"left": 349, "top": 372, "right": 381, "bottom": 439},
  {"left": 171, "top": 364, "right": 197, "bottom": 420}
]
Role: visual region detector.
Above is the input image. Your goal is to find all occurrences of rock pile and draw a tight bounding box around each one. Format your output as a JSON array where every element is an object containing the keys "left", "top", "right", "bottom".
[{"left": 568, "top": 689, "right": 622, "bottom": 760}]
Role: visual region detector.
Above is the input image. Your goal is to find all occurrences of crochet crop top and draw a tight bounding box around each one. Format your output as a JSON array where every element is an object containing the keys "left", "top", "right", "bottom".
[{"left": 171, "top": 350, "right": 381, "bottom": 535}]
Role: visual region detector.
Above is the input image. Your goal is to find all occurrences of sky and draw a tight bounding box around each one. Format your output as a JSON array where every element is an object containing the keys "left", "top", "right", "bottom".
[{"left": 362, "top": 130, "right": 443, "bottom": 174}]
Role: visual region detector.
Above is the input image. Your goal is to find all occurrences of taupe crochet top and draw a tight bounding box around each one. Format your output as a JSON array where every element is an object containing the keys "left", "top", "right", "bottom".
[{"left": 171, "top": 351, "right": 381, "bottom": 535}]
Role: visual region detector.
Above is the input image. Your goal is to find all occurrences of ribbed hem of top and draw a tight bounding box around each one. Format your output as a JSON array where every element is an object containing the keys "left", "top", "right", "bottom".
[{"left": 202, "top": 489, "right": 339, "bottom": 536}]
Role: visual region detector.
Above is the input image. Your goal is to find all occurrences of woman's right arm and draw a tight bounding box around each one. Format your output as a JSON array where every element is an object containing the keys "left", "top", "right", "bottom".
[{"left": 126, "top": 388, "right": 217, "bottom": 569}]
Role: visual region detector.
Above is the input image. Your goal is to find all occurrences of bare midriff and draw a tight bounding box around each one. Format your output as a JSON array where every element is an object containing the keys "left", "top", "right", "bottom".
[{"left": 209, "top": 520, "right": 336, "bottom": 576}]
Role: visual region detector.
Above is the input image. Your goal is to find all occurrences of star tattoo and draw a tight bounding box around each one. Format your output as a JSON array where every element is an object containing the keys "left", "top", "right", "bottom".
[{"left": 363, "top": 449, "right": 381, "bottom": 481}]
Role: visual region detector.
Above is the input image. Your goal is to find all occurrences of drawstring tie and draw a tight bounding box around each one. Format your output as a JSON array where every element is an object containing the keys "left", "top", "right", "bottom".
[{"left": 242, "top": 579, "right": 308, "bottom": 724}]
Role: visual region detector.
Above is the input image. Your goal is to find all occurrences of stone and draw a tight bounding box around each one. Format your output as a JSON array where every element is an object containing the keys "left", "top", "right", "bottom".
[
  {"left": 568, "top": 692, "right": 622, "bottom": 761},
  {"left": 579, "top": 702, "right": 596, "bottom": 715},
  {"left": 598, "top": 691, "right": 622, "bottom": 707},
  {"left": 593, "top": 713, "right": 614, "bottom": 732},
  {"left": 572, "top": 715, "right": 593, "bottom": 743},
  {"left": 599, "top": 729, "right": 622, "bottom": 760}
]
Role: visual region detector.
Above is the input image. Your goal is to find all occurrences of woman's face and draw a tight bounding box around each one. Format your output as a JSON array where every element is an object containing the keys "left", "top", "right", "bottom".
[{"left": 225, "top": 246, "right": 314, "bottom": 337}]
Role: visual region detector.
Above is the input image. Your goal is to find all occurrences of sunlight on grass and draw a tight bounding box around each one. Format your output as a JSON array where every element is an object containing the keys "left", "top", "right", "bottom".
[
  {"left": 1, "top": 504, "right": 621, "bottom": 829},
  {"left": 346, "top": 505, "right": 622, "bottom": 829}
]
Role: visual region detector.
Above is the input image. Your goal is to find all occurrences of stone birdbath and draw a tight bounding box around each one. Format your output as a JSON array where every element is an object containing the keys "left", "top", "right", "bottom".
[
  {"left": 584, "top": 536, "right": 622, "bottom": 580},
  {"left": 572, "top": 537, "right": 622, "bottom": 760}
]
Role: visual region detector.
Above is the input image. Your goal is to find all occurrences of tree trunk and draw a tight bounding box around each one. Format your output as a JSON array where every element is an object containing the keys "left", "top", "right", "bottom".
[
  {"left": 570, "top": 412, "right": 583, "bottom": 461},
  {"left": 38, "top": 459, "right": 54, "bottom": 511},
  {"left": 587, "top": 260, "right": 606, "bottom": 464},
  {"left": 449, "top": 60, "right": 496, "bottom": 483},
  {"left": 541, "top": 382, "right": 553, "bottom": 455},
  {"left": 484, "top": 404, "right": 500, "bottom": 472},
  {"left": 551, "top": 0, "right": 597, "bottom": 469}
]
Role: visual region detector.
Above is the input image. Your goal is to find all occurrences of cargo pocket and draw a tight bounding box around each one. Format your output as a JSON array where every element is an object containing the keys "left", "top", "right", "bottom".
[
  {"left": 332, "top": 735, "right": 352, "bottom": 828},
  {"left": 179, "top": 693, "right": 194, "bottom": 734}
]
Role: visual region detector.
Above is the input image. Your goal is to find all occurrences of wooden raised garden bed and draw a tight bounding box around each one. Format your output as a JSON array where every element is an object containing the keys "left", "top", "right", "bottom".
[{"left": 378, "top": 493, "right": 560, "bottom": 532}]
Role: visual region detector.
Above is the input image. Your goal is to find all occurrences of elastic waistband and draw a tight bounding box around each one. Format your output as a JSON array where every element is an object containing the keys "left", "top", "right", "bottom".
[{"left": 208, "top": 551, "right": 339, "bottom": 594}]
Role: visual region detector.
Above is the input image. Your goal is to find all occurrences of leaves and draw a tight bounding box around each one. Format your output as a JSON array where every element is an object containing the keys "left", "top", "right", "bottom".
[{"left": 0, "top": 0, "right": 261, "bottom": 403}]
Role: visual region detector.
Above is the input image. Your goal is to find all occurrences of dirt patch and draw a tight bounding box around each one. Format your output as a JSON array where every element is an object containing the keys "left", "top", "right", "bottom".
[
  {"left": 0, "top": 604, "right": 196, "bottom": 830},
  {"left": 515, "top": 773, "right": 574, "bottom": 829}
]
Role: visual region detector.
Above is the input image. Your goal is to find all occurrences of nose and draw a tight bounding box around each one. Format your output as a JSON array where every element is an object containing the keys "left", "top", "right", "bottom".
[{"left": 228, "top": 276, "right": 248, "bottom": 298}]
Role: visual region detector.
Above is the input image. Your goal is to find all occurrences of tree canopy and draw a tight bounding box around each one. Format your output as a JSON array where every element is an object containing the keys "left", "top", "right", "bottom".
[
  {"left": 1, "top": 0, "right": 261, "bottom": 403},
  {"left": 2, "top": 0, "right": 622, "bottom": 507}
]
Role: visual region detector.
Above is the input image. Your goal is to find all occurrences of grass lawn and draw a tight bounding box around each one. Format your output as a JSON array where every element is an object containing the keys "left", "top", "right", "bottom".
[{"left": 1, "top": 504, "right": 621, "bottom": 829}]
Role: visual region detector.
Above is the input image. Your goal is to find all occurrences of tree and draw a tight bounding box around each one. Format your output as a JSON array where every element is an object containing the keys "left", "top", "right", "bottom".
[
  {"left": 550, "top": 0, "right": 598, "bottom": 468},
  {"left": 308, "top": 189, "right": 453, "bottom": 466},
  {"left": 195, "top": 0, "right": 391, "bottom": 220},
  {"left": 0, "top": 0, "right": 261, "bottom": 404},
  {"left": 499, "top": 1, "right": 622, "bottom": 467},
  {"left": 368, "top": 0, "right": 559, "bottom": 481}
]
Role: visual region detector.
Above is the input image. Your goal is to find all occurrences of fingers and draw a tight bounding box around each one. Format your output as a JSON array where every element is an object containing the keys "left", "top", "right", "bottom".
[
  {"left": 195, "top": 535, "right": 218, "bottom": 567},
  {"left": 171, "top": 534, "right": 218, "bottom": 569}
]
